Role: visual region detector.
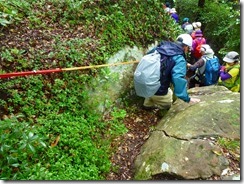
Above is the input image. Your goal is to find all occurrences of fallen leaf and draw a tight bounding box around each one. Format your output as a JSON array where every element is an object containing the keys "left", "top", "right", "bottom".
[
  {"left": 212, "top": 150, "right": 222, "bottom": 156},
  {"left": 51, "top": 135, "right": 60, "bottom": 147}
]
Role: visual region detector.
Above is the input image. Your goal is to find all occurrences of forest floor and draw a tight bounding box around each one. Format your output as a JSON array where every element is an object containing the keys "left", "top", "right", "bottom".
[{"left": 106, "top": 104, "right": 160, "bottom": 180}]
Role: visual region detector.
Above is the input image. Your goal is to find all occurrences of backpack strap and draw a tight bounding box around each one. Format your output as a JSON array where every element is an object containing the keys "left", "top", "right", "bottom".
[{"left": 196, "top": 56, "right": 207, "bottom": 76}]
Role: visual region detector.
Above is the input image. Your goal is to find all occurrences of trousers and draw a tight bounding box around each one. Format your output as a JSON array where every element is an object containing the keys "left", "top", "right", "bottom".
[{"left": 143, "top": 88, "right": 173, "bottom": 109}]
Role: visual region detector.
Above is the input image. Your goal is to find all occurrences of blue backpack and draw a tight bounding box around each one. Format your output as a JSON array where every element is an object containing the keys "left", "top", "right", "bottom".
[{"left": 197, "top": 56, "right": 220, "bottom": 86}]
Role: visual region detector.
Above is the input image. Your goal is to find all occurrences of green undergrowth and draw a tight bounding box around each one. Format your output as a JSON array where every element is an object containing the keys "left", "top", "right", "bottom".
[
  {"left": 0, "top": 73, "right": 127, "bottom": 180},
  {"left": 217, "top": 137, "right": 240, "bottom": 162}
]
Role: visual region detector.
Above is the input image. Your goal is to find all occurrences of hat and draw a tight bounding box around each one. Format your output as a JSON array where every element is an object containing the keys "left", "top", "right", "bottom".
[
  {"left": 192, "top": 22, "right": 201, "bottom": 29},
  {"left": 223, "top": 51, "right": 239, "bottom": 63},
  {"left": 195, "top": 30, "right": 203, "bottom": 37},
  {"left": 196, "top": 22, "right": 201, "bottom": 28},
  {"left": 170, "top": 8, "right": 177, "bottom": 13},
  {"left": 192, "top": 22, "right": 197, "bottom": 29}
]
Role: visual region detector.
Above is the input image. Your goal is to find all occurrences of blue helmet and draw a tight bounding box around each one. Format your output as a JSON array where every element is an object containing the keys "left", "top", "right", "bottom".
[
  {"left": 183, "top": 17, "right": 189, "bottom": 23},
  {"left": 165, "top": 2, "right": 170, "bottom": 7}
]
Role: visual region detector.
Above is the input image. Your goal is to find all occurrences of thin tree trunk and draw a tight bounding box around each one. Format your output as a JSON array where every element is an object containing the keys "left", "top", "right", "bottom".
[{"left": 198, "top": 0, "right": 205, "bottom": 8}]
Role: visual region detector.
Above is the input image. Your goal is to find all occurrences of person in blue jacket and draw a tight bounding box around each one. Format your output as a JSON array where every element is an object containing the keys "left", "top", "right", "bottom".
[{"left": 143, "top": 34, "right": 201, "bottom": 110}]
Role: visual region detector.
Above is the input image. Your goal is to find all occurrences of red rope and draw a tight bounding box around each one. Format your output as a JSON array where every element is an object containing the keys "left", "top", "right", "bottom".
[
  {"left": 0, "top": 60, "right": 139, "bottom": 79},
  {"left": 0, "top": 68, "right": 63, "bottom": 78}
]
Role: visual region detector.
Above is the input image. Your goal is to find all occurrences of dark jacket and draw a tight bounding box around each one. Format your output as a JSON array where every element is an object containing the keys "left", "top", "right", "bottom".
[{"left": 155, "top": 41, "right": 190, "bottom": 102}]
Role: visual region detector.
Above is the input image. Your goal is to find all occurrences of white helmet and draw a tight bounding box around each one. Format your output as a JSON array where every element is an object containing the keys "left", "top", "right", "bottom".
[
  {"left": 177, "top": 33, "right": 193, "bottom": 47},
  {"left": 200, "top": 44, "right": 211, "bottom": 52},
  {"left": 223, "top": 51, "right": 239, "bottom": 63}
]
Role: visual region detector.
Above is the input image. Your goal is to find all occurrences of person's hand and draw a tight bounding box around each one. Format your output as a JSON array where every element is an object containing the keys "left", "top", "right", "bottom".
[
  {"left": 189, "top": 97, "right": 201, "bottom": 104},
  {"left": 220, "top": 66, "right": 226, "bottom": 72},
  {"left": 187, "top": 63, "right": 192, "bottom": 70}
]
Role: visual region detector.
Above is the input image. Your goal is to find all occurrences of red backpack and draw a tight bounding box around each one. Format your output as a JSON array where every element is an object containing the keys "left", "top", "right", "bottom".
[{"left": 193, "top": 38, "right": 206, "bottom": 59}]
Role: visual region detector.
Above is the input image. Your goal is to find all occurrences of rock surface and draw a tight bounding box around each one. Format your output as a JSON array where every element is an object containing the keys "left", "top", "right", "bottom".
[{"left": 133, "top": 86, "right": 240, "bottom": 180}]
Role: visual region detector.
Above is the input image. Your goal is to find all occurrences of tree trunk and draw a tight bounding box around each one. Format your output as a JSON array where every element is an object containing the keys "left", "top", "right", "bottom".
[{"left": 198, "top": 0, "right": 205, "bottom": 8}]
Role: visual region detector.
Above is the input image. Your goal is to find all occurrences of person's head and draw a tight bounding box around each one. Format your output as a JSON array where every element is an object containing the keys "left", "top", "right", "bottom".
[
  {"left": 196, "top": 22, "right": 201, "bottom": 28},
  {"left": 192, "top": 22, "right": 201, "bottom": 29},
  {"left": 165, "top": 2, "right": 170, "bottom": 8},
  {"left": 176, "top": 33, "right": 193, "bottom": 53},
  {"left": 183, "top": 17, "right": 189, "bottom": 23},
  {"left": 170, "top": 8, "right": 177, "bottom": 14},
  {"left": 200, "top": 44, "right": 214, "bottom": 56},
  {"left": 223, "top": 51, "right": 239, "bottom": 65},
  {"left": 195, "top": 30, "right": 203, "bottom": 37}
]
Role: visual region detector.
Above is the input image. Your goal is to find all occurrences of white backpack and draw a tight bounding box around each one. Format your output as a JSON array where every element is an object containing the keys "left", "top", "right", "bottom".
[{"left": 134, "top": 50, "right": 161, "bottom": 98}]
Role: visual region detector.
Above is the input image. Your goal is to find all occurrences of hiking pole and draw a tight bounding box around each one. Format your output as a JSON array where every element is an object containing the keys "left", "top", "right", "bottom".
[{"left": 0, "top": 60, "right": 139, "bottom": 79}]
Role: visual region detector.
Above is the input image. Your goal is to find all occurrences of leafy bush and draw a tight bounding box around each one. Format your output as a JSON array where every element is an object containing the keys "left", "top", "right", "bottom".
[
  {"left": 0, "top": 0, "right": 32, "bottom": 27},
  {"left": 175, "top": 0, "right": 240, "bottom": 57},
  {"left": 0, "top": 114, "right": 47, "bottom": 179}
]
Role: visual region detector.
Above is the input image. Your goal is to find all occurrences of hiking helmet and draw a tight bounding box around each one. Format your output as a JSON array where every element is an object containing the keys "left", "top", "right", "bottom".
[
  {"left": 200, "top": 44, "right": 210, "bottom": 52},
  {"left": 223, "top": 51, "right": 239, "bottom": 63},
  {"left": 183, "top": 17, "right": 189, "bottom": 23},
  {"left": 200, "top": 44, "right": 214, "bottom": 55},
  {"left": 177, "top": 33, "right": 193, "bottom": 47},
  {"left": 166, "top": 2, "right": 170, "bottom": 7}
]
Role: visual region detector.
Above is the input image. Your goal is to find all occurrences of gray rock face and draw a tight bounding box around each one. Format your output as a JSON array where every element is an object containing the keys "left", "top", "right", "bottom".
[{"left": 133, "top": 86, "right": 240, "bottom": 180}]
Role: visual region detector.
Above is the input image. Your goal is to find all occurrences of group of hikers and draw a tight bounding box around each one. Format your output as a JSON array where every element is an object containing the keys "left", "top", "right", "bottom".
[{"left": 134, "top": 3, "right": 240, "bottom": 112}]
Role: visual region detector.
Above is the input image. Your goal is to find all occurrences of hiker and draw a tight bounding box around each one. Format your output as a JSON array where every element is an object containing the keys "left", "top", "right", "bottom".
[
  {"left": 142, "top": 33, "right": 201, "bottom": 110},
  {"left": 218, "top": 51, "right": 240, "bottom": 92},
  {"left": 187, "top": 44, "right": 218, "bottom": 88},
  {"left": 169, "top": 8, "right": 179, "bottom": 23},
  {"left": 181, "top": 17, "right": 193, "bottom": 34},
  {"left": 191, "top": 22, "right": 202, "bottom": 39},
  {"left": 191, "top": 30, "right": 206, "bottom": 63},
  {"left": 164, "top": 2, "right": 171, "bottom": 13}
]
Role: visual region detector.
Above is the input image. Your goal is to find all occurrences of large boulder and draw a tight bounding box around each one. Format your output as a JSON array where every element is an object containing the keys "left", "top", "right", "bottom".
[{"left": 133, "top": 85, "right": 240, "bottom": 180}]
